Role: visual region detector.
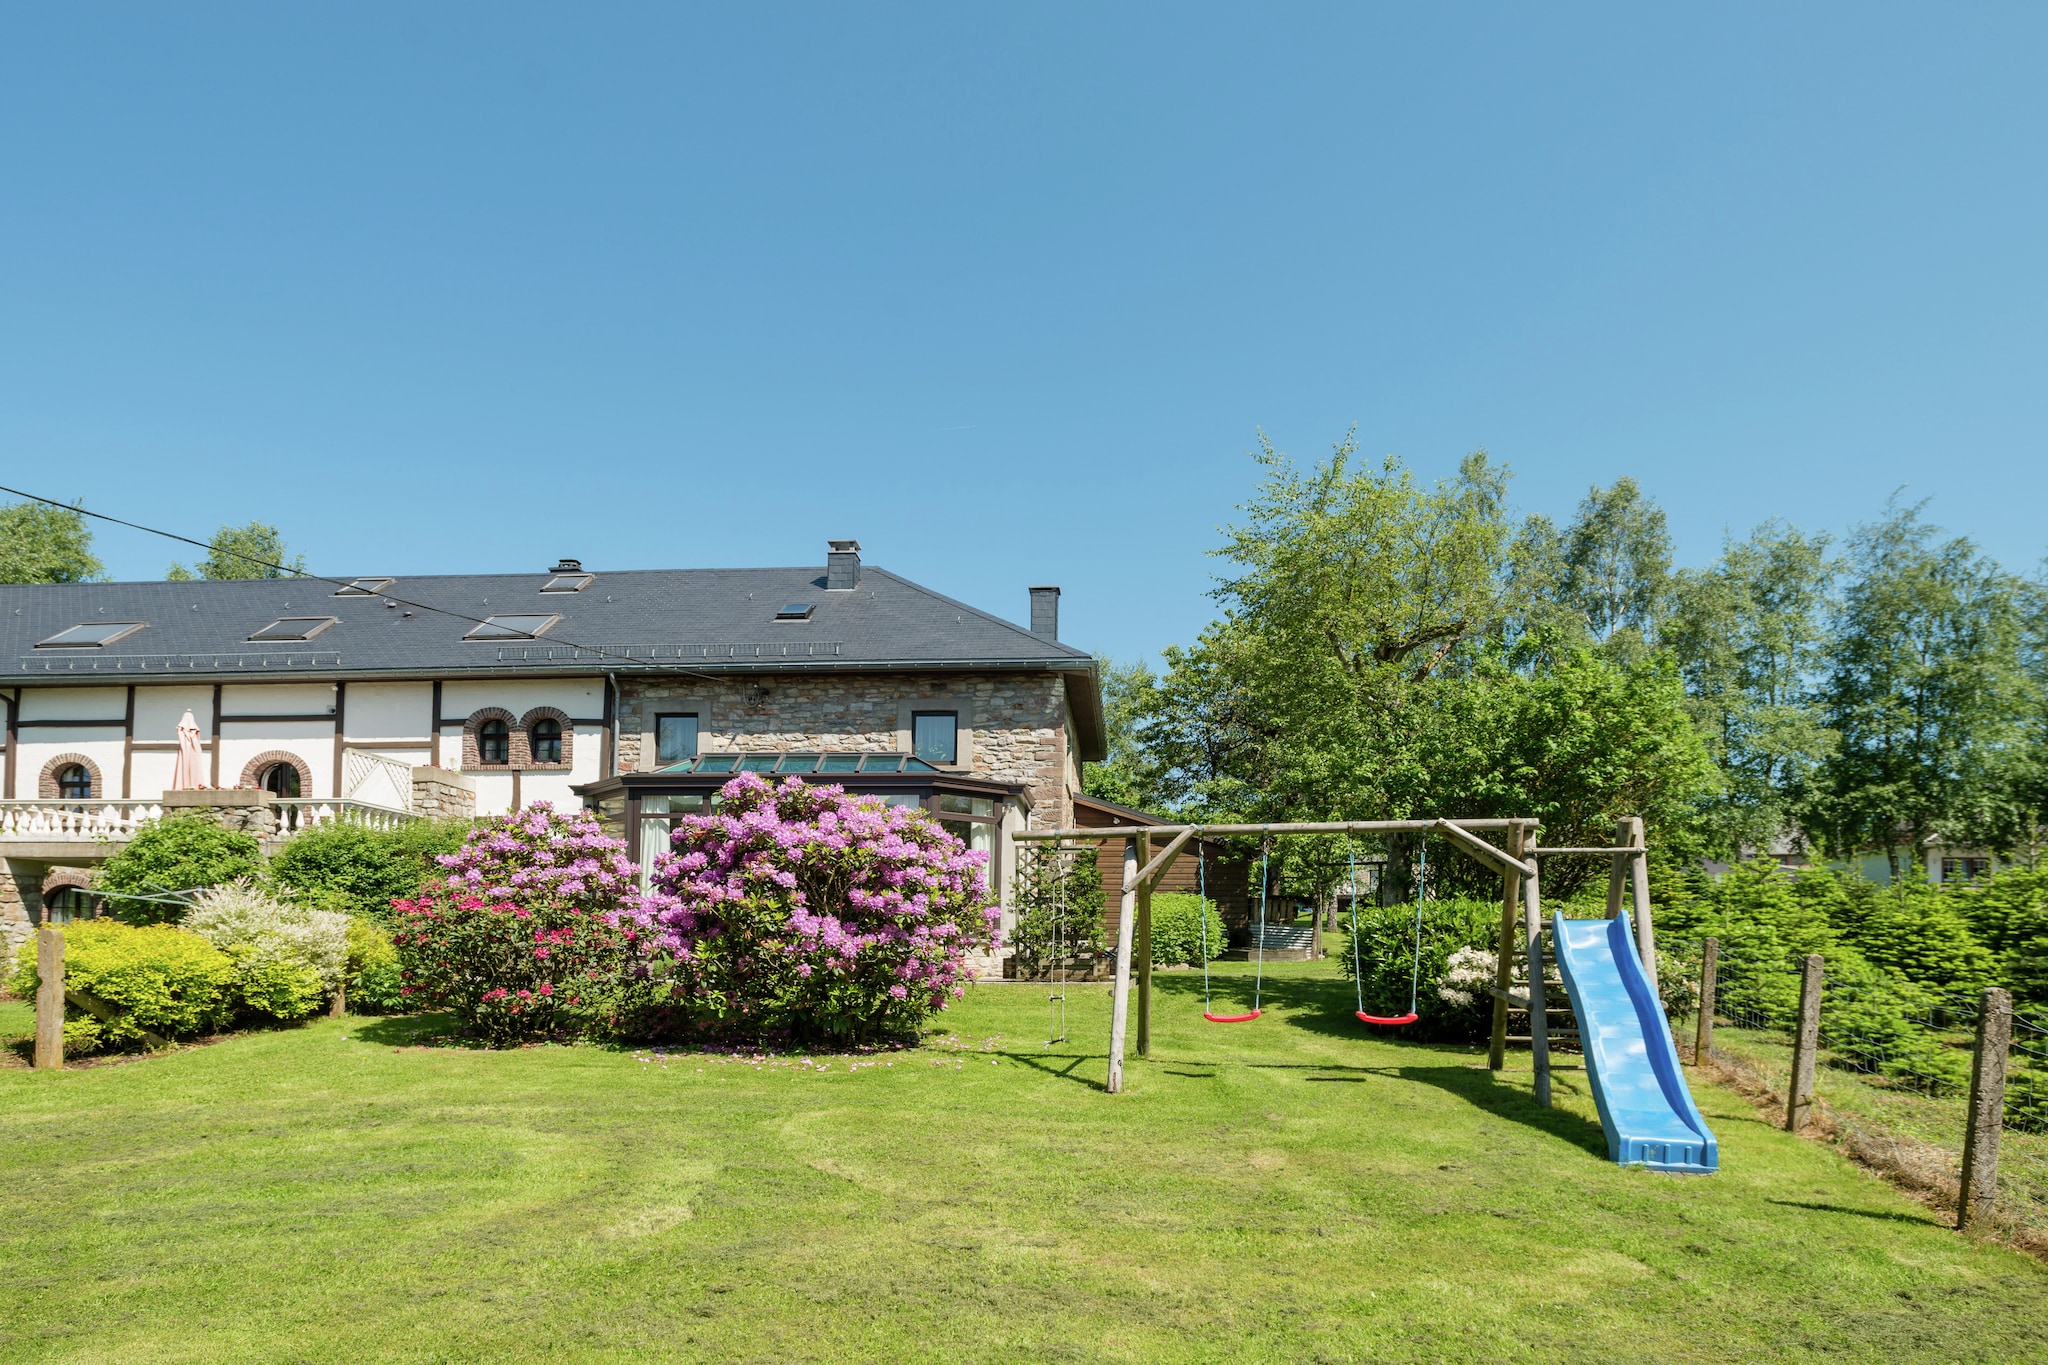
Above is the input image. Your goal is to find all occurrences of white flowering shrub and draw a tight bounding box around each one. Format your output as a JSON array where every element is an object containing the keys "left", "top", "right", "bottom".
[
  {"left": 1436, "top": 945, "right": 1496, "bottom": 1008},
  {"left": 184, "top": 879, "right": 349, "bottom": 1021}
]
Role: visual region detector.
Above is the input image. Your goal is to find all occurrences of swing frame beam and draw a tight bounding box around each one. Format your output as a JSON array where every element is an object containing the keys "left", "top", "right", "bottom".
[{"left": 1014, "top": 815, "right": 1658, "bottom": 1101}]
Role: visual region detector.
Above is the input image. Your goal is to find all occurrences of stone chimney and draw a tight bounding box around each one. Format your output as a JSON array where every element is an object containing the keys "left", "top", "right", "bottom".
[
  {"left": 827, "top": 540, "right": 861, "bottom": 590},
  {"left": 1029, "top": 586, "right": 1060, "bottom": 641}
]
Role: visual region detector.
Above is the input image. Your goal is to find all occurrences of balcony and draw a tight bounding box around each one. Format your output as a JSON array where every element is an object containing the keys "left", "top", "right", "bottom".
[{"left": 0, "top": 797, "right": 414, "bottom": 852}]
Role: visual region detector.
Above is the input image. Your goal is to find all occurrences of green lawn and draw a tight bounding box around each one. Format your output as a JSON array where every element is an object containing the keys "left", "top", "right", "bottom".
[{"left": 2, "top": 961, "right": 2044, "bottom": 1364}]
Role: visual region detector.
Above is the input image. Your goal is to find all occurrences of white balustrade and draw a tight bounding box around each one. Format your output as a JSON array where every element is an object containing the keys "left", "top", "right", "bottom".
[{"left": 0, "top": 797, "right": 413, "bottom": 842}]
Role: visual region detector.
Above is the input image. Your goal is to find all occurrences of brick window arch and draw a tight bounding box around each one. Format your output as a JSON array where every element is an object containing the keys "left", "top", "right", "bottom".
[
  {"left": 37, "top": 866, "right": 100, "bottom": 926},
  {"left": 38, "top": 753, "right": 103, "bottom": 800},
  {"left": 463, "top": 708, "right": 519, "bottom": 768},
  {"left": 520, "top": 707, "right": 573, "bottom": 769},
  {"left": 239, "top": 750, "right": 314, "bottom": 797}
]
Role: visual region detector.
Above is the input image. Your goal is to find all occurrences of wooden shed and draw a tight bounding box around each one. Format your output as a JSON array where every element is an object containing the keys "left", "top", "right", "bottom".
[{"left": 1070, "top": 795, "right": 1255, "bottom": 940}]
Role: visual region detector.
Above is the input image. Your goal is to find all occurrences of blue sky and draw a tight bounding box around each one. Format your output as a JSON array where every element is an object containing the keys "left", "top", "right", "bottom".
[{"left": 2, "top": 6, "right": 2042, "bottom": 666}]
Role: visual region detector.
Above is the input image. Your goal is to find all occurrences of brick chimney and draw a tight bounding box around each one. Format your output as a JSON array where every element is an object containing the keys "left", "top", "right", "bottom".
[
  {"left": 1029, "top": 586, "right": 1060, "bottom": 641},
  {"left": 827, "top": 540, "right": 861, "bottom": 590}
]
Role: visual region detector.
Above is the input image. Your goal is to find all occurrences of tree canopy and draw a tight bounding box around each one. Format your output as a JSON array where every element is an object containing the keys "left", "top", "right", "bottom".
[
  {"left": 168, "top": 521, "right": 307, "bottom": 580},
  {"left": 0, "top": 499, "right": 104, "bottom": 584}
]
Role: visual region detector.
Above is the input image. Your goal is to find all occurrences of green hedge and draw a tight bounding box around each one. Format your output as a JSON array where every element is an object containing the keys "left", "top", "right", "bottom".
[
  {"left": 267, "top": 818, "right": 475, "bottom": 924},
  {"left": 1149, "top": 893, "right": 1227, "bottom": 967},
  {"left": 98, "top": 817, "right": 264, "bottom": 925},
  {"left": 9, "top": 920, "right": 236, "bottom": 1052},
  {"left": 1342, "top": 897, "right": 1503, "bottom": 1043}
]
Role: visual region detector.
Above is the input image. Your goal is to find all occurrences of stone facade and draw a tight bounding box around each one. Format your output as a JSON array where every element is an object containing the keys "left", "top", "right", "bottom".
[
  {"left": 410, "top": 767, "right": 477, "bottom": 821},
  {"left": 616, "top": 671, "right": 1074, "bottom": 828}
]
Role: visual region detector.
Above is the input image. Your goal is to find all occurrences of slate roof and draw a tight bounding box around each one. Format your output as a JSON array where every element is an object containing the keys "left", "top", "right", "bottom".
[{"left": 0, "top": 564, "right": 1094, "bottom": 681}]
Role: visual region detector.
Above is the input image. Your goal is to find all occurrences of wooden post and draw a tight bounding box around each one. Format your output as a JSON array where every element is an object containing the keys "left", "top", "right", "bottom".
[
  {"left": 1136, "top": 831, "right": 1152, "bottom": 1059},
  {"left": 1693, "top": 937, "right": 1718, "bottom": 1064},
  {"left": 1107, "top": 837, "right": 1138, "bottom": 1095},
  {"left": 1488, "top": 826, "right": 1525, "bottom": 1071},
  {"left": 329, "top": 979, "right": 347, "bottom": 1019},
  {"left": 1605, "top": 818, "right": 1629, "bottom": 919},
  {"left": 34, "top": 926, "right": 64, "bottom": 1070},
  {"left": 1786, "top": 954, "right": 1824, "bottom": 1132},
  {"left": 1525, "top": 866, "right": 1551, "bottom": 1108},
  {"left": 1626, "top": 816, "right": 1655, "bottom": 983},
  {"left": 1958, "top": 987, "right": 2013, "bottom": 1233}
]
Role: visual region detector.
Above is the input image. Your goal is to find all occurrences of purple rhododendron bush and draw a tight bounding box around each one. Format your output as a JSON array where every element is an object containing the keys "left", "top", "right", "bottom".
[
  {"left": 392, "top": 803, "right": 642, "bottom": 1044},
  {"left": 634, "top": 772, "right": 999, "bottom": 1042}
]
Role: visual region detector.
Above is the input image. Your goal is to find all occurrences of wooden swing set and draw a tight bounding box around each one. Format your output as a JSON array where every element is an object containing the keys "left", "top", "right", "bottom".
[{"left": 1012, "top": 816, "right": 1658, "bottom": 1098}]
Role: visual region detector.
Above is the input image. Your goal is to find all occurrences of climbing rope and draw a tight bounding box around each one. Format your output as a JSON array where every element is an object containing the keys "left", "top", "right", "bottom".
[
  {"left": 1206, "top": 834, "right": 1268, "bottom": 1023},
  {"left": 1355, "top": 836, "right": 1423, "bottom": 1026}
]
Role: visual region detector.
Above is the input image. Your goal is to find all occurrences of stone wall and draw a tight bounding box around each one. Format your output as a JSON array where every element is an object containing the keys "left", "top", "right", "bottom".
[
  {"left": 616, "top": 671, "right": 1072, "bottom": 828},
  {"left": 411, "top": 767, "right": 477, "bottom": 821}
]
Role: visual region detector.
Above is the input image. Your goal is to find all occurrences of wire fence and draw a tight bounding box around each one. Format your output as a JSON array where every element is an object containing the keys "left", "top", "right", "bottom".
[{"left": 1677, "top": 937, "right": 2048, "bottom": 1241}]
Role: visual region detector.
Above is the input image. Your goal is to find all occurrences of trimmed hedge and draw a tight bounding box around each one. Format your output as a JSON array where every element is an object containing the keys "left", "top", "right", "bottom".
[
  {"left": 9, "top": 920, "right": 236, "bottom": 1051},
  {"left": 1149, "top": 892, "right": 1227, "bottom": 967},
  {"left": 98, "top": 817, "right": 264, "bottom": 925}
]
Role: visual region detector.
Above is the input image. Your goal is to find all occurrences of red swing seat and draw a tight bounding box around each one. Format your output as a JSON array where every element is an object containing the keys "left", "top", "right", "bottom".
[
  {"left": 1204, "top": 1009, "right": 1263, "bottom": 1024},
  {"left": 1356, "top": 1010, "right": 1418, "bottom": 1026}
]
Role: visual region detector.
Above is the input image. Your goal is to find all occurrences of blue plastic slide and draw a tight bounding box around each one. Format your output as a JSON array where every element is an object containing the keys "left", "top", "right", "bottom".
[{"left": 1550, "top": 911, "right": 1718, "bottom": 1174}]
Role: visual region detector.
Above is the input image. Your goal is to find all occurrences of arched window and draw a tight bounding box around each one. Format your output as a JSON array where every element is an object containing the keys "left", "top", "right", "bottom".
[
  {"left": 55, "top": 764, "right": 92, "bottom": 801},
  {"left": 260, "top": 762, "right": 302, "bottom": 798},
  {"left": 478, "top": 718, "right": 510, "bottom": 765},
  {"left": 40, "top": 886, "right": 96, "bottom": 926},
  {"left": 530, "top": 717, "right": 563, "bottom": 764}
]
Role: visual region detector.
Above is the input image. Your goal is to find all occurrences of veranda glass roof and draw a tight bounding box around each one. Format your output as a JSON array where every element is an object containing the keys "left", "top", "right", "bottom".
[{"left": 657, "top": 752, "right": 943, "bottom": 775}]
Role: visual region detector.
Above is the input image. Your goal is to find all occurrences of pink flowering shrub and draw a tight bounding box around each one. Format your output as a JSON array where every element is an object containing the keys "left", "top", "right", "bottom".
[
  {"left": 391, "top": 803, "right": 642, "bottom": 1043},
  {"left": 635, "top": 773, "right": 998, "bottom": 1042}
]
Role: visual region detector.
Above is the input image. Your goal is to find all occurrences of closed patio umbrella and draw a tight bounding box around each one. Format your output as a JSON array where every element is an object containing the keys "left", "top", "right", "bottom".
[{"left": 172, "top": 710, "right": 204, "bottom": 789}]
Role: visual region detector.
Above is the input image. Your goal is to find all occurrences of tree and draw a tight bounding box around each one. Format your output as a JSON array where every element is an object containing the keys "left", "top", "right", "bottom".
[
  {"left": 0, "top": 499, "right": 104, "bottom": 583},
  {"left": 168, "top": 521, "right": 306, "bottom": 580},
  {"left": 1814, "top": 498, "right": 2028, "bottom": 876},
  {"left": 1664, "top": 519, "right": 1837, "bottom": 856},
  {"left": 1081, "top": 655, "right": 1165, "bottom": 811},
  {"left": 1558, "top": 476, "right": 1673, "bottom": 648}
]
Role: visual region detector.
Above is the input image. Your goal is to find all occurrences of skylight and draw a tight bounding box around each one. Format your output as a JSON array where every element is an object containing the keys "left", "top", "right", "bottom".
[
  {"left": 249, "top": 617, "right": 337, "bottom": 642},
  {"left": 540, "top": 574, "right": 594, "bottom": 593},
  {"left": 774, "top": 603, "right": 815, "bottom": 621},
  {"left": 35, "top": 622, "right": 145, "bottom": 649},
  {"left": 464, "top": 614, "right": 560, "bottom": 640},
  {"left": 333, "top": 578, "right": 395, "bottom": 596}
]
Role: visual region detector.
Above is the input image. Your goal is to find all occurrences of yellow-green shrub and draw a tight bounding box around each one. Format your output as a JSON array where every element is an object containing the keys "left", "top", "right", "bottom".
[
  {"left": 345, "top": 917, "right": 405, "bottom": 1013},
  {"left": 9, "top": 920, "right": 236, "bottom": 1051}
]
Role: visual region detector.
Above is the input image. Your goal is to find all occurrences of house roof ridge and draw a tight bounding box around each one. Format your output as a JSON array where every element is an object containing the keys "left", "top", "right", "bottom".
[{"left": 861, "top": 566, "right": 1093, "bottom": 662}]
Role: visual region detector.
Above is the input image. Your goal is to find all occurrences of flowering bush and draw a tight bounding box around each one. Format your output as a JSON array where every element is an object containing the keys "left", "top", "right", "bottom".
[
  {"left": 183, "top": 879, "right": 349, "bottom": 1022},
  {"left": 635, "top": 773, "right": 998, "bottom": 1042},
  {"left": 392, "top": 803, "right": 640, "bottom": 1043}
]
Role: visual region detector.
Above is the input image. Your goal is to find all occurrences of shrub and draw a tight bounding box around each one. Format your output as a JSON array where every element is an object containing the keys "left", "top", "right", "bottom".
[
  {"left": 268, "top": 818, "right": 475, "bottom": 925},
  {"left": 392, "top": 803, "right": 641, "bottom": 1043},
  {"left": 344, "top": 917, "right": 406, "bottom": 1014},
  {"left": 1009, "top": 842, "right": 1105, "bottom": 977},
  {"left": 9, "top": 919, "right": 236, "bottom": 1051},
  {"left": 1149, "top": 892, "right": 1226, "bottom": 967},
  {"left": 182, "top": 880, "right": 348, "bottom": 1023},
  {"left": 636, "top": 773, "right": 999, "bottom": 1042},
  {"left": 1343, "top": 897, "right": 1503, "bottom": 1043},
  {"left": 99, "top": 816, "right": 264, "bottom": 924}
]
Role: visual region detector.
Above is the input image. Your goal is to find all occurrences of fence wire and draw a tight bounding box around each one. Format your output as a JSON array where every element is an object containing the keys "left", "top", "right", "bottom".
[{"left": 1680, "top": 939, "right": 2048, "bottom": 1236}]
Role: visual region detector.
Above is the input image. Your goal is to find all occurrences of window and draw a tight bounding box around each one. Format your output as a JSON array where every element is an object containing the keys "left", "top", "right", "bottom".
[
  {"left": 478, "top": 718, "right": 510, "bottom": 764},
  {"left": 541, "top": 575, "right": 594, "bottom": 593},
  {"left": 39, "top": 886, "right": 96, "bottom": 926},
  {"left": 464, "top": 614, "right": 559, "bottom": 640},
  {"left": 655, "top": 714, "right": 699, "bottom": 766},
  {"left": 36, "top": 622, "right": 145, "bottom": 648},
  {"left": 55, "top": 764, "right": 92, "bottom": 801},
  {"left": 774, "top": 603, "right": 814, "bottom": 621},
  {"left": 1944, "top": 857, "right": 1992, "bottom": 884},
  {"left": 249, "top": 616, "right": 337, "bottom": 642},
  {"left": 259, "top": 762, "right": 301, "bottom": 798},
  {"left": 912, "top": 711, "right": 958, "bottom": 765},
  {"left": 333, "top": 578, "right": 394, "bottom": 596},
  {"left": 530, "top": 717, "right": 563, "bottom": 764}
]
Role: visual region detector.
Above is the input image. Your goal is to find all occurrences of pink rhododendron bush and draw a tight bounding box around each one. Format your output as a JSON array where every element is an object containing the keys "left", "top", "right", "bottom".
[
  {"left": 635, "top": 773, "right": 999, "bottom": 1042},
  {"left": 392, "top": 803, "right": 641, "bottom": 1044}
]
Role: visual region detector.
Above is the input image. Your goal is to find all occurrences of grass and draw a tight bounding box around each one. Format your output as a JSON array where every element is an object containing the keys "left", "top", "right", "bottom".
[{"left": 2, "top": 961, "right": 2045, "bottom": 1364}]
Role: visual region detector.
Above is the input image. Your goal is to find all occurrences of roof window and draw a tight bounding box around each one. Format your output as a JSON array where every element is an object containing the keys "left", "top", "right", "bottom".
[
  {"left": 249, "top": 616, "right": 337, "bottom": 642},
  {"left": 334, "top": 578, "right": 395, "bottom": 596},
  {"left": 464, "top": 614, "right": 560, "bottom": 640},
  {"left": 774, "top": 603, "right": 815, "bottom": 621},
  {"left": 35, "top": 622, "right": 145, "bottom": 649},
  {"left": 541, "top": 574, "right": 594, "bottom": 593}
]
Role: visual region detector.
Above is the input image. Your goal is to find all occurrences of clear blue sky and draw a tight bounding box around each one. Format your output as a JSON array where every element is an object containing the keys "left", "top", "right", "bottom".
[{"left": 3, "top": 6, "right": 2042, "bottom": 666}]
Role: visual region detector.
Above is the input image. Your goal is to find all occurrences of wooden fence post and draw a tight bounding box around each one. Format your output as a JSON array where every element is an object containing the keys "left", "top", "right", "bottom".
[
  {"left": 329, "top": 979, "right": 347, "bottom": 1019},
  {"left": 1693, "top": 937, "right": 1718, "bottom": 1064},
  {"left": 1135, "top": 831, "right": 1152, "bottom": 1059},
  {"left": 1958, "top": 986, "right": 2012, "bottom": 1233},
  {"left": 1786, "top": 954, "right": 1824, "bottom": 1132},
  {"left": 34, "top": 925, "right": 64, "bottom": 1070}
]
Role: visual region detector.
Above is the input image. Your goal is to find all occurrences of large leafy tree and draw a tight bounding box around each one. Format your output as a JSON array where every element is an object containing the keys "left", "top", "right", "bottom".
[
  {"left": 1080, "top": 655, "right": 1165, "bottom": 811},
  {"left": 168, "top": 521, "right": 307, "bottom": 580},
  {"left": 1558, "top": 476, "right": 1673, "bottom": 648},
  {"left": 1814, "top": 499, "right": 2029, "bottom": 875},
  {"left": 0, "top": 499, "right": 104, "bottom": 583}
]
